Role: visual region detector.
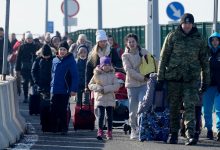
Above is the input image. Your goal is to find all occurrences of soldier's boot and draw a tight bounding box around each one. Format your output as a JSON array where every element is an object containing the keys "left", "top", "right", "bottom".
[
  {"left": 185, "top": 134, "right": 198, "bottom": 146},
  {"left": 185, "top": 138, "right": 197, "bottom": 145},
  {"left": 169, "top": 132, "right": 178, "bottom": 144}
]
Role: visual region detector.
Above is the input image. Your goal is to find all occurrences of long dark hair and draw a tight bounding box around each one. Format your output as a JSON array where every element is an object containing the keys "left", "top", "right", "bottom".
[{"left": 124, "top": 33, "right": 142, "bottom": 57}]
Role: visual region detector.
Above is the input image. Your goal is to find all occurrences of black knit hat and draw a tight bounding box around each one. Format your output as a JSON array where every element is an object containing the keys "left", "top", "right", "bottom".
[
  {"left": 42, "top": 44, "right": 52, "bottom": 56},
  {"left": 77, "top": 44, "right": 88, "bottom": 52},
  {"left": 59, "top": 41, "right": 69, "bottom": 50},
  {"left": 180, "top": 13, "right": 194, "bottom": 24}
]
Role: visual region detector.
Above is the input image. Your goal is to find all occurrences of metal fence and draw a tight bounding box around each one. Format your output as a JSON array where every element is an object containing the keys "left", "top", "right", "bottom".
[
  {"left": 69, "top": 26, "right": 145, "bottom": 48},
  {"left": 69, "top": 22, "right": 217, "bottom": 49}
]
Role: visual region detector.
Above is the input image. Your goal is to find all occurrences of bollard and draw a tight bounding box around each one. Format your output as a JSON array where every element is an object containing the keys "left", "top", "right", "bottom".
[
  {"left": 8, "top": 79, "right": 26, "bottom": 133},
  {"left": 0, "top": 76, "right": 26, "bottom": 149},
  {"left": 6, "top": 80, "right": 23, "bottom": 139},
  {"left": 11, "top": 77, "right": 26, "bottom": 131},
  {"left": 0, "top": 81, "right": 17, "bottom": 143},
  {"left": 0, "top": 82, "right": 11, "bottom": 148}
]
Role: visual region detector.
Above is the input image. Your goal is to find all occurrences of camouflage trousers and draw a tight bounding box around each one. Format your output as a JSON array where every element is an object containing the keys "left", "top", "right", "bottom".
[{"left": 167, "top": 81, "right": 200, "bottom": 138}]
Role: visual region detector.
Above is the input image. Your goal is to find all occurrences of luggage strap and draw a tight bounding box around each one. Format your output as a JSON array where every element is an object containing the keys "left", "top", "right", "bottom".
[{"left": 152, "top": 84, "right": 167, "bottom": 111}]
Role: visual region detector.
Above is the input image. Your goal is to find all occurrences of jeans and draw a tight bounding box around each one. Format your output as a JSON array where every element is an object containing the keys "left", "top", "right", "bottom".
[
  {"left": 9, "top": 62, "right": 15, "bottom": 76},
  {"left": 127, "top": 85, "right": 147, "bottom": 130},
  {"left": 97, "top": 106, "right": 113, "bottom": 131},
  {"left": 203, "top": 86, "right": 220, "bottom": 131}
]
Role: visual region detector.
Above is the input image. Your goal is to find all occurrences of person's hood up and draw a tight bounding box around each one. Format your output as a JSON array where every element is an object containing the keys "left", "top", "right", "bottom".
[
  {"left": 93, "top": 65, "right": 115, "bottom": 75},
  {"left": 208, "top": 32, "right": 220, "bottom": 50}
]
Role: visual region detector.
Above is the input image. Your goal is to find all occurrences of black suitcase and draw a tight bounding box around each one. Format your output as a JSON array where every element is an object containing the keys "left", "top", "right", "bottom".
[{"left": 29, "top": 94, "right": 41, "bottom": 115}]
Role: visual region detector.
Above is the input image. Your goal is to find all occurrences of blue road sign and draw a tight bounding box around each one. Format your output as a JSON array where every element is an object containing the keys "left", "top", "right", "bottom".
[
  {"left": 47, "top": 21, "right": 54, "bottom": 33},
  {"left": 166, "top": 2, "right": 184, "bottom": 21}
]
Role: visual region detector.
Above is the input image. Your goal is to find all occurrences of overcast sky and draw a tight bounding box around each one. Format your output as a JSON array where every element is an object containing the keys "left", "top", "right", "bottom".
[{"left": 0, "top": 0, "right": 217, "bottom": 38}]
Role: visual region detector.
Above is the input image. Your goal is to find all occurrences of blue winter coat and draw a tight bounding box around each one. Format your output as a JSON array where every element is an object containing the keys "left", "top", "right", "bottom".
[
  {"left": 51, "top": 53, "right": 78, "bottom": 94},
  {"left": 208, "top": 32, "right": 220, "bottom": 91}
]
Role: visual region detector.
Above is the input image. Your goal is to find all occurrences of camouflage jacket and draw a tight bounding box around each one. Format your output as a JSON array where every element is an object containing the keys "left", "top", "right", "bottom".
[{"left": 157, "top": 26, "right": 210, "bottom": 84}]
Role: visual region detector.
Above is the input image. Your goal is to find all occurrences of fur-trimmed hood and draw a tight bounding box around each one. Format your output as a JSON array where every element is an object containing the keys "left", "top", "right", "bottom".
[{"left": 93, "top": 65, "right": 115, "bottom": 75}]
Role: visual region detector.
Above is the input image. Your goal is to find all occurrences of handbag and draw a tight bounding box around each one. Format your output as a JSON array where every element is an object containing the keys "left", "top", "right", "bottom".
[{"left": 7, "top": 52, "right": 17, "bottom": 63}]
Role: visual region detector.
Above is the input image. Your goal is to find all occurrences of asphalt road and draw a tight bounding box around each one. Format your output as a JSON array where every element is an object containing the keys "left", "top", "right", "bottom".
[{"left": 7, "top": 96, "right": 220, "bottom": 150}]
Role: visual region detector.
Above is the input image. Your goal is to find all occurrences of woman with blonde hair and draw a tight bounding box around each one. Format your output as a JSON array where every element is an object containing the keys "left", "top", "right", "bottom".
[{"left": 85, "top": 30, "right": 121, "bottom": 90}]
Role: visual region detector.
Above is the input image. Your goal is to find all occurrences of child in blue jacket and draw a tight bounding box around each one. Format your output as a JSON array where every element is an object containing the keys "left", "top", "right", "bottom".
[{"left": 50, "top": 41, "right": 78, "bottom": 134}]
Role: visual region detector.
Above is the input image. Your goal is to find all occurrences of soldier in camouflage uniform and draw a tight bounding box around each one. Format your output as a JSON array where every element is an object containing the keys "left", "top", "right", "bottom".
[{"left": 156, "top": 13, "right": 210, "bottom": 145}]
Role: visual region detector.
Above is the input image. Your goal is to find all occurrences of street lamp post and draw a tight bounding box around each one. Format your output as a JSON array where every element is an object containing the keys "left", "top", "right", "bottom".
[
  {"left": 213, "top": 0, "right": 218, "bottom": 32},
  {"left": 2, "top": 0, "right": 10, "bottom": 81},
  {"left": 64, "top": 0, "right": 68, "bottom": 34},
  {"left": 45, "top": 0, "right": 48, "bottom": 33},
  {"left": 98, "top": 0, "right": 103, "bottom": 29}
]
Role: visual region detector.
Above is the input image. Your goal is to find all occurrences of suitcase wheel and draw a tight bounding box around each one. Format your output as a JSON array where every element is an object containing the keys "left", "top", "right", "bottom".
[{"left": 123, "top": 124, "right": 131, "bottom": 135}]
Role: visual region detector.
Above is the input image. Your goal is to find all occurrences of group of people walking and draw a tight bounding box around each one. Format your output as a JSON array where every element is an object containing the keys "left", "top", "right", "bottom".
[{"left": 0, "top": 12, "right": 220, "bottom": 146}]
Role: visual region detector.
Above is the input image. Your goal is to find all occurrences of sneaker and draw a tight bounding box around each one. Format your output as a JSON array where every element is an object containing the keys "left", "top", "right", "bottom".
[
  {"left": 216, "top": 131, "right": 220, "bottom": 141},
  {"left": 207, "top": 130, "right": 213, "bottom": 140},
  {"left": 106, "top": 130, "right": 113, "bottom": 140},
  {"left": 97, "top": 129, "right": 104, "bottom": 140},
  {"left": 169, "top": 132, "right": 178, "bottom": 144},
  {"left": 130, "top": 129, "right": 137, "bottom": 140}
]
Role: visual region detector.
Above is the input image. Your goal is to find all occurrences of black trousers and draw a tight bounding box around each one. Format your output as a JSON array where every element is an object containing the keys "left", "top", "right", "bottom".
[
  {"left": 51, "top": 94, "right": 69, "bottom": 132},
  {"left": 98, "top": 106, "right": 113, "bottom": 131},
  {"left": 21, "top": 71, "right": 32, "bottom": 99}
]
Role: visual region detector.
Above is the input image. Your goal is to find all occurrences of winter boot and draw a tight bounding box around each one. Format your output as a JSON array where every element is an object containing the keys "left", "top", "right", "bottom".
[
  {"left": 106, "top": 130, "right": 113, "bottom": 140},
  {"left": 97, "top": 129, "right": 104, "bottom": 140},
  {"left": 207, "top": 130, "right": 214, "bottom": 140}
]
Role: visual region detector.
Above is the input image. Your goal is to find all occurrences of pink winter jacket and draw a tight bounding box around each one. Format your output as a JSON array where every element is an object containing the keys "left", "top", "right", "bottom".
[
  {"left": 88, "top": 66, "right": 120, "bottom": 108},
  {"left": 122, "top": 48, "right": 147, "bottom": 88}
]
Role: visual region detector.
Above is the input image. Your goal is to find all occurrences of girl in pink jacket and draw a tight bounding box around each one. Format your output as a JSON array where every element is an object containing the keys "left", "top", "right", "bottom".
[{"left": 89, "top": 56, "right": 119, "bottom": 140}]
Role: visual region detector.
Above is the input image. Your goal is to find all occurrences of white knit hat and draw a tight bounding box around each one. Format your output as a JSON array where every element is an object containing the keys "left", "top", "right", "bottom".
[
  {"left": 96, "top": 30, "right": 107, "bottom": 42},
  {"left": 25, "top": 32, "right": 33, "bottom": 39}
]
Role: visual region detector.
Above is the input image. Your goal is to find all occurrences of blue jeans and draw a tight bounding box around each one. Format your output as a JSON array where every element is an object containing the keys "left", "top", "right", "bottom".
[
  {"left": 203, "top": 86, "right": 220, "bottom": 131},
  {"left": 127, "top": 85, "right": 147, "bottom": 130}
]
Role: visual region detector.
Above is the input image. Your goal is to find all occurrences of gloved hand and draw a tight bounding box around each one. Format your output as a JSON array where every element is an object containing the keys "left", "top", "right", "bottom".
[
  {"left": 144, "top": 73, "right": 151, "bottom": 81},
  {"left": 199, "top": 83, "right": 208, "bottom": 93},
  {"left": 155, "top": 80, "right": 164, "bottom": 91}
]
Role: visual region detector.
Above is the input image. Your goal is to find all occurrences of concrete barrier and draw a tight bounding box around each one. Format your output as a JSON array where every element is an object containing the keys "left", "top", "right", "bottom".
[{"left": 0, "top": 76, "right": 26, "bottom": 149}]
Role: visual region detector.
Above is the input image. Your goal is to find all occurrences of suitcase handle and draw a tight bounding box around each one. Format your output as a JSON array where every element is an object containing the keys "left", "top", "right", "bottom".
[{"left": 80, "top": 91, "right": 93, "bottom": 111}]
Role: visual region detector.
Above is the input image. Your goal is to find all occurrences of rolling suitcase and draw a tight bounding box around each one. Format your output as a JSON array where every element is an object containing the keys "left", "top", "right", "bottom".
[
  {"left": 29, "top": 94, "right": 41, "bottom": 115},
  {"left": 73, "top": 91, "right": 96, "bottom": 130},
  {"left": 39, "top": 92, "right": 52, "bottom": 132}
]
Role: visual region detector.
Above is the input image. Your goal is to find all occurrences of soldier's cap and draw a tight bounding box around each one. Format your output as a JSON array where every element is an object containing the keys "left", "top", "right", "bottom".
[{"left": 180, "top": 13, "right": 194, "bottom": 24}]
